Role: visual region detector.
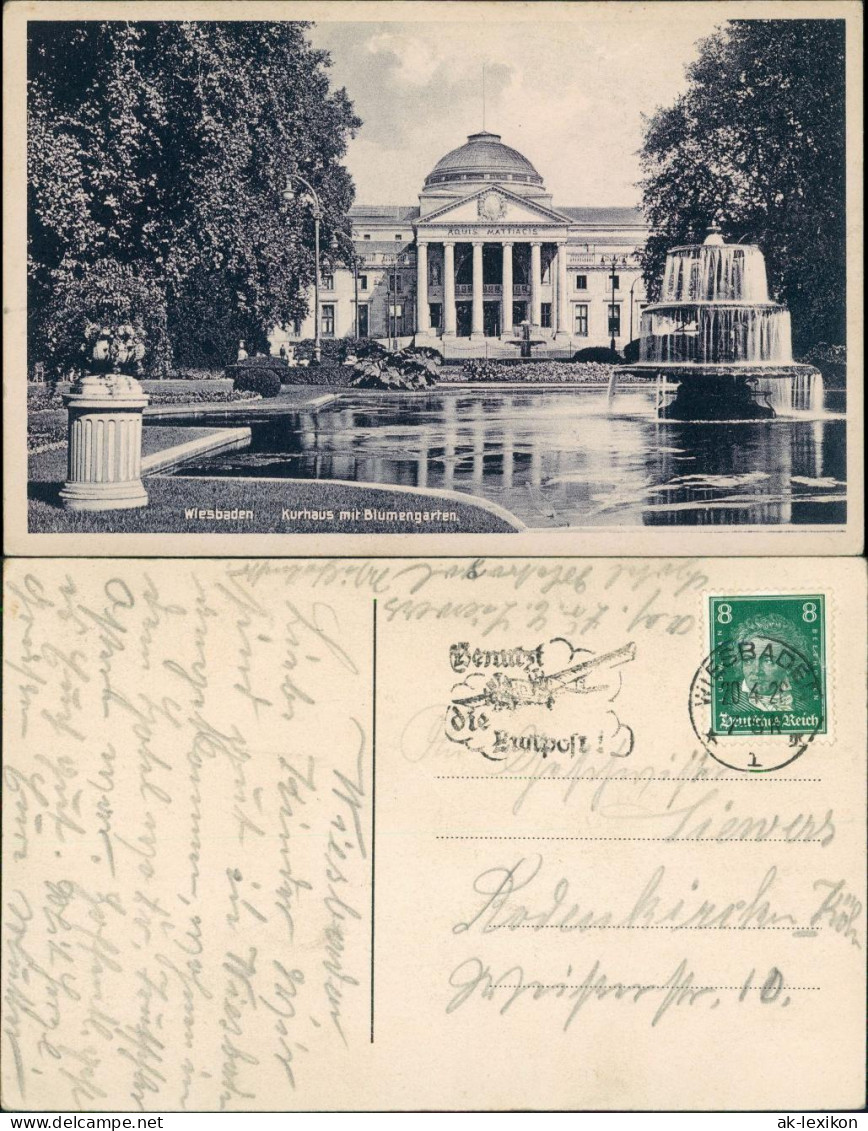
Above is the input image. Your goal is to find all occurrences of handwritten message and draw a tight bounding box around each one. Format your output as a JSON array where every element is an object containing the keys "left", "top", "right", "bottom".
[{"left": 3, "top": 557, "right": 864, "bottom": 1112}]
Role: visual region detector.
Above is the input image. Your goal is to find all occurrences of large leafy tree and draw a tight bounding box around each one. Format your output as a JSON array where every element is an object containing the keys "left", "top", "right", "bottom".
[
  {"left": 639, "top": 20, "right": 846, "bottom": 352},
  {"left": 28, "top": 21, "right": 360, "bottom": 375}
]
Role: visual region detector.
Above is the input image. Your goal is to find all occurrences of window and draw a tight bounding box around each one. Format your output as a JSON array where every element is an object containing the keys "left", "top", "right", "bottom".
[
  {"left": 291, "top": 319, "right": 302, "bottom": 337},
  {"left": 321, "top": 304, "right": 335, "bottom": 338},
  {"left": 609, "top": 275, "right": 620, "bottom": 290},
  {"left": 321, "top": 272, "right": 334, "bottom": 290},
  {"left": 359, "top": 274, "right": 368, "bottom": 291},
  {"left": 575, "top": 274, "right": 588, "bottom": 290},
  {"left": 363, "top": 234, "right": 371, "bottom": 240},
  {"left": 429, "top": 302, "right": 442, "bottom": 329},
  {"left": 357, "top": 305, "right": 369, "bottom": 337},
  {"left": 395, "top": 234, "right": 403, "bottom": 240},
  {"left": 430, "top": 263, "right": 442, "bottom": 286},
  {"left": 390, "top": 274, "right": 401, "bottom": 293},
  {"left": 574, "top": 304, "right": 589, "bottom": 337},
  {"left": 607, "top": 303, "right": 621, "bottom": 337},
  {"left": 540, "top": 303, "right": 552, "bottom": 329}
]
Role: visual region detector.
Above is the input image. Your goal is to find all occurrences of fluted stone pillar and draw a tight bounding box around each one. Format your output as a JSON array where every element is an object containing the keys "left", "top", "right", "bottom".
[
  {"left": 416, "top": 241, "right": 429, "bottom": 334},
  {"left": 555, "top": 242, "right": 570, "bottom": 340},
  {"left": 61, "top": 374, "right": 149, "bottom": 511},
  {"left": 500, "top": 242, "right": 513, "bottom": 339},
  {"left": 530, "top": 241, "right": 542, "bottom": 328},
  {"left": 443, "top": 242, "right": 456, "bottom": 337},
  {"left": 471, "top": 241, "right": 484, "bottom": 340}
]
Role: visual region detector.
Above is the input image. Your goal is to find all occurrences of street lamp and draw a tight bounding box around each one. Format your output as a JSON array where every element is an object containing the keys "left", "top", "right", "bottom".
[
  {"left": 386, "top": 252, "right": 406, "bottom": 351},
  {"left": 629, "top": 274, "right": 643, "bottom": 344},
  {"left": 603, "top": 253, "right": 628, "bottom": 352},
  {"left": 284, "top": 174, "right": 323, "bottom": 363}
]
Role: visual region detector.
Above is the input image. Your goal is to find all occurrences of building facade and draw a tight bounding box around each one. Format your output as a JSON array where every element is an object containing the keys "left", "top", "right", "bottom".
[{"left": 274, "top": 130, "right": 649, "bottom": 358}]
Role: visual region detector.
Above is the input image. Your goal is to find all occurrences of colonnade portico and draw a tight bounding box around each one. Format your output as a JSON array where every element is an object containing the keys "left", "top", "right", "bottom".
[{"left": 415, "top": 237, "right": 573, "bottom": 340}]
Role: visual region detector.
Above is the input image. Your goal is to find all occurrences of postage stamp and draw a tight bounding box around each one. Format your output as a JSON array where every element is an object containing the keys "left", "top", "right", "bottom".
[{"left": 707, "top": 595, "right": 827, "bottom": 738}]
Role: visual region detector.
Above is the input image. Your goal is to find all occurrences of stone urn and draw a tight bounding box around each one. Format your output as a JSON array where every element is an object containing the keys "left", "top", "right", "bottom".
[{"left": 61, "top": 371, "right": 150, "bottom": 512}]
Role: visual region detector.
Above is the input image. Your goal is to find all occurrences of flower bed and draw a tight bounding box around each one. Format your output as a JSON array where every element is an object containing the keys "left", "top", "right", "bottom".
[
  {"left": 145, "top": 389, "right": 261, "bottom": 406},
  {"left": 442, "top": 360, "right": 629, "bottom": 384},
  {"left": 280, "top": 364, "right": 357, "bottom": 387},
  {"left": 28, "top": 384, "right": 259, "bottom": 410},
  {"left": 28, "top": 413, "right": 68, "bottom": 453}
]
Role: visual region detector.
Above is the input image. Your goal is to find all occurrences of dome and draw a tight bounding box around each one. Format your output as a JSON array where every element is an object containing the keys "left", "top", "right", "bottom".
[{"left": 424, "top": 131, "right": 544, "bottom": 188}]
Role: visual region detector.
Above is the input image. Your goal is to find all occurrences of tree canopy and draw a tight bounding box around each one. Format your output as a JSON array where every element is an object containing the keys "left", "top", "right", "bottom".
[
  {"left": 639, "top": 19, "right": 846, "bottom": 351},
  {"left": 28, "top": 21, "right": 361, "bottom": 376}
]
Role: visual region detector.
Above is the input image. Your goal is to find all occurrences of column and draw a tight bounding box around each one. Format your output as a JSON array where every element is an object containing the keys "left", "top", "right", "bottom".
[
  {"left": 555, "top": 242, "right": 570, "bottom": 339},
  {"left": 471, "top": 240, "right": 484, "bottom": 340},
  {"left": 500, "top": 241, "right": 513, "bottom": 339},
  {"left": 443, "top": 241, "right": 456, "bottom": 336},
  {"left": 530, "top": 241, "right": 542, "bottom": 328},
  {"left": 60, "top": 374, "right": 149, "bottom": 511},
  {"left": 416, "top": 240, "right": 429, "bottom": 334}
]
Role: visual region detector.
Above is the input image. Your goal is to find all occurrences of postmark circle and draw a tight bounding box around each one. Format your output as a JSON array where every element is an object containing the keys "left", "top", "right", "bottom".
[{"left": 688, "top": 636, "right": 824, "bottom": 772}]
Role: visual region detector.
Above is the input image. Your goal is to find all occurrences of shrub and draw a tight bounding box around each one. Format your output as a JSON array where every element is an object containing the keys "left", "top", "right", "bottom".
[
  {"left": 800, "top": 342, "right": 846, "bottom": 388},
  {"left": 229, "top": 367, "right": 281, "bottom": 398},
  {"left": 803, "top": 341, "right": 845, "bottom": 364},
  {"left": 225, "top": 356, "right": 287, "bottom": 394},
  {"left": 405, "top": 345, "right": 444, "bottom": 363},
  {"left": 622, "top": 338, "right": 642, "bottom": 363},
  {"left": 349, "top": 345, "right": 440, "bottom": 391},
  {"left": 573, "top": 346, "right": 624, "bottom": 363}
]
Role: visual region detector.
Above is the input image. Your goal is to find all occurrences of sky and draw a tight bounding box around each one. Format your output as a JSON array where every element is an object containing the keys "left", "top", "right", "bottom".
[{"left": 307, "top": 11, "right": 727, "bottom": 208}]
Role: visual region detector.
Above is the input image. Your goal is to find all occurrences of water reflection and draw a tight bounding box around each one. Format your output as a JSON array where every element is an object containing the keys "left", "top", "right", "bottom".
[{"left": 179, "top": 388, "right": 847, "bottom": 528}]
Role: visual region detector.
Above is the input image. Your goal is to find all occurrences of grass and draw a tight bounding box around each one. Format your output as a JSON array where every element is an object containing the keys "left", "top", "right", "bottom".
[{"left": 28, "top": 472, "right": 516, "bottom": 534}]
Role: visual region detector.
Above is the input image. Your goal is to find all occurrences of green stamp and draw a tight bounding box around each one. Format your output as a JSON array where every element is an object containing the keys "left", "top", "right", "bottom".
[{"left": 708, "top": 595, "right": 826, "bottom": 737}]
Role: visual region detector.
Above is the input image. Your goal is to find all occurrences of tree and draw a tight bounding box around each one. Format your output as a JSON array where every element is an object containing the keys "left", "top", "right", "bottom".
[
  {"left": 639, "top": 20, "right": 846, "bottom": 352},
  {"left": 28, "top": 21, "right": 361, "bottom": 377}
]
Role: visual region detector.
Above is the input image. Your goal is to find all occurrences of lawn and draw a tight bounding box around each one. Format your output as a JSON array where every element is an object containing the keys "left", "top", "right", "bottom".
[{"left": 28, "top": 471, "right": 517, "bottom": 533}]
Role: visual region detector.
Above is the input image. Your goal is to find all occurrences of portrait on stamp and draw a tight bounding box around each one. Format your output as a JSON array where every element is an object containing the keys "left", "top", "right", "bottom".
[{"left": 708, "top": 595, "right": 827, "bottom": 738}]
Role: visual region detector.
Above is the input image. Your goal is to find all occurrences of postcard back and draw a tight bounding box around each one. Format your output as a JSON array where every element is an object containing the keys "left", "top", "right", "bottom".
[{"left": 2, "top": 555, "right": 865, "bottom": 1111}]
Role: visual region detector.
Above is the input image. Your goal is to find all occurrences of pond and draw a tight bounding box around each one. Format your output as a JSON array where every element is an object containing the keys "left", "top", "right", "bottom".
[{"left": 173, "top": 387, "right": 847, "bottom": 528}]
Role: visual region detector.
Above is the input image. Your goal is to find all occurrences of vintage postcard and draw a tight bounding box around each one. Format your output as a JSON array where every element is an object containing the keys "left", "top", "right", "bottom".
[
  {"left": 2, "top": 555, "right": 865, "bottom": 1111},
  {"left": 2, "top": 0, "right": 863, "bottom": 556}
]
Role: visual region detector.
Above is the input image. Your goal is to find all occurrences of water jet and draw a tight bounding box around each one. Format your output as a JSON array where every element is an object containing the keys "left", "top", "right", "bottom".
[{"left": 618, "top": 219, "right": 822, "bottom": 419}]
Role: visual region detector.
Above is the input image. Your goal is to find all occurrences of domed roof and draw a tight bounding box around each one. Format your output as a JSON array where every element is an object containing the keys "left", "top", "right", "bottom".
[{"left": 424, "top": 131, "right": 544, "bottom": 188}]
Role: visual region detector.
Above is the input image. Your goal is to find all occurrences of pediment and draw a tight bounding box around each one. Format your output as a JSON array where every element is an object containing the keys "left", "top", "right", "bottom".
[{"left": 419, "top": 187, "right": 572, "bottom": 227}]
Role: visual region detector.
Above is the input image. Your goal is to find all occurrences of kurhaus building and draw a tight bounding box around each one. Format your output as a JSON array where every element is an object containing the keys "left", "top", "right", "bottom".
[{"left": 275, "top": 130, "right": 649, "bottom": 357}]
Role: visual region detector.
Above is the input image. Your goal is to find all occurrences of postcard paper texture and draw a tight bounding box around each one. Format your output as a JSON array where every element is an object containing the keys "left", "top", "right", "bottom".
[
  {"left": 2, "top": 556, "right": 865, "bottom": 1111},
  {"left": 3, "top": 0, "right": 863, "bottom": 556}
]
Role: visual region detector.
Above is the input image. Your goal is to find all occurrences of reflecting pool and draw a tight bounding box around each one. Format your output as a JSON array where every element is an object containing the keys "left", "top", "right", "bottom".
[{"left": 175, "top": 387, "right": 847, "bottom": 528}]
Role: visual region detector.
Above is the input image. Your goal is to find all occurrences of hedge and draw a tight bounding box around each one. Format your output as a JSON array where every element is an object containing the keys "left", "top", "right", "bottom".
[{"left": 573, "top": 346, "right": 624, "bottom": 363}]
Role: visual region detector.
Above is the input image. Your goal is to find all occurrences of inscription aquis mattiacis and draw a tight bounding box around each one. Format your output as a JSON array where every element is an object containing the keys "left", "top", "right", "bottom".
[{"left": 444, "top": 637, "right": 638, "bottom": 764}]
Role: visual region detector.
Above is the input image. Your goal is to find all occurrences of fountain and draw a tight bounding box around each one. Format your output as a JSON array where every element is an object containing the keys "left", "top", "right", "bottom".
[
  {"left": 507, "top": 320, "right": 547, "bottom": 358},
  {"left": 619, "top": 219, "right": 822, "bottom": 419}
]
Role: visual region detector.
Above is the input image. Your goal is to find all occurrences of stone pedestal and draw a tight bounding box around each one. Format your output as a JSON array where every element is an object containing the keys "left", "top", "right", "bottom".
[{"left": 60, "top": 374, "right": 150, "bottom": 511}]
